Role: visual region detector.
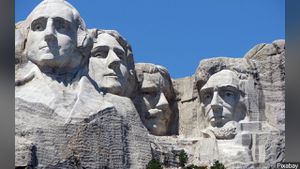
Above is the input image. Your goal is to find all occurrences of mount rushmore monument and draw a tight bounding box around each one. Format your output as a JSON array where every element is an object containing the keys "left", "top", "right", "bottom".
[{"left": 15, "top": 0, "right": 285, "bottom": 168}]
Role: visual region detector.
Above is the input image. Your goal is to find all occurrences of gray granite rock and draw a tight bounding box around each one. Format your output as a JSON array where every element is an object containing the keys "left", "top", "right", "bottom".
[
  {"left": 172, "top": 39, "right": 285, "bottom": 168},
  {"left": 133, "top": 63, "right": 179, "bottom": 136},
  {"left": 15, "top": 0, "right": 151, "bottom": 168},
  {"left": 15, "top": 0, "right": 285, "bottom": 168}
]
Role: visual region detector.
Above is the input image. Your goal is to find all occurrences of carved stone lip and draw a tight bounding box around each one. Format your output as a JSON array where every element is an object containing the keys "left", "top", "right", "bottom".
[
  {"left": 104, "top": 73, "right": 117, "bottom": 77},
  {"left": 39, "top": 45, "right": 61, "bottom": 50},
  {"left": 209, "top": 116, "right": 227, "bottom": 122},
  {"left": 38, "top": 45, "right": 51, "bottom": 53},
  {"left": 147, "top": 108, "right": 162, "bottom": 117},
  {"left": 39, "top": 45, "right": 49, "bottom": 49}
]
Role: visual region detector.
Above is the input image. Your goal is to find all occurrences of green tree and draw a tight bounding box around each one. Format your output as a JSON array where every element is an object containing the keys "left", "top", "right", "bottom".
[
  {"left": 210, "top": 160, "right": 226, "bottom": 169},
  {"left": 146, "top": 159, "right": 163, "bottom": 169},
  {"left": 179, "top": 149, "right": 188, "bottom": 167}
]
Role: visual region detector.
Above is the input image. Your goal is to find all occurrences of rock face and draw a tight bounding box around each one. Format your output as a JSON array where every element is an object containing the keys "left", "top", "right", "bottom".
[
  {"left": 15, "top": 0, "right": 151, "bottom": 168},
  {"left": 16, "top": 92, "right": 152, "bottom": 168},
  {"left": 15, "top": 0, "right": 285, "bottom": 168},
  {"left": 133, "top": 63, "right": 179, "bottom": 136},
  {"left": 172, "top": 40, "right": 285, "bottom": 168}
]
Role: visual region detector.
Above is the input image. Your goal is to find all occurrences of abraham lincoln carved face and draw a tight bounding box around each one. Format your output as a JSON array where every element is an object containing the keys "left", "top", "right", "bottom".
[{"left": 199, "top": 70, "right": 245, "bottom": 128}]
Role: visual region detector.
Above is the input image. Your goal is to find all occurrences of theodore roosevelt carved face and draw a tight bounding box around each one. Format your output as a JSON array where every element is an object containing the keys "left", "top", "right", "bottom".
[{"left": 134, "top": 63, "right": 174, "bottom": 136}]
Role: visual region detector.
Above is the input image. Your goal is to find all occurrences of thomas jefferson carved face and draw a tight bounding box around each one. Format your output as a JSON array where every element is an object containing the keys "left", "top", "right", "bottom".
[
  {"left": 135, "top": 66, "right": 173, "bottom": 136},
  {"left": 199, "top": 70, "right": 243, "bottom": 128},
  {"left": 89, "top": 33, "right": 129, "bottom": 95},
  {"left": 25, "top": 2, "right": 83, "bottom": 72}
]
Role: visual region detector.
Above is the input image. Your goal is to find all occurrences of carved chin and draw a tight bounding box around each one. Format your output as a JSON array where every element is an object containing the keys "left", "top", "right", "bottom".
[
  {"left": 106, "top": 86, "right": 122, "bottom": 95},
  {"left": 149, "top": 123, "right": 167, "bottom": 135},
  {"left": 99, "top": 78, "right": 122, "bottom": 92},
  {"left": 28, "top": 52, "right": 55, "bottom": 66},
  {"left": 209, "top": 121, "right": 238, "bottom": 139}
]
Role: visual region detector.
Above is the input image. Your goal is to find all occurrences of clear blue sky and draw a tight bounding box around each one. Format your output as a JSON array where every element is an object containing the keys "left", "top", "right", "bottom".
[{"left": 16, "top": 0, "right": 285, "bottom": 79}]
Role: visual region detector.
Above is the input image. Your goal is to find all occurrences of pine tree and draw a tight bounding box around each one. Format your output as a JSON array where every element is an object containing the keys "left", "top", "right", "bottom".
[
  {"left": 146, "top": 159, "right": 163, "bottom": 169},
  {"left": 210, "top": 160, "right": 225, "bottom": 169},
  {"left": 179, "top": 149, "right": 188, "bottom": 167}
]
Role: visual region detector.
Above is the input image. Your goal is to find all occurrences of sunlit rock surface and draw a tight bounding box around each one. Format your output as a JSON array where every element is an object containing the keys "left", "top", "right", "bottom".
[{"left": 15, "top": 0, "right": 285, "bottom": 168}]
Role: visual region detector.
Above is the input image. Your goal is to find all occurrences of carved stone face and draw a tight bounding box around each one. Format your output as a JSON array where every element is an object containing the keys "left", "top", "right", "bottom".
[
  {"left": 138, "top": 72, "right": 172, "bottom": 135},
  {"left": 200, "top": 70, "right": 241, "bottom": 127},
  {"left": 25, "top": 2, "right": 82, "bottom": 71},
  {"left": 89, "top": 33, "right": 129, "bottom": 95}
]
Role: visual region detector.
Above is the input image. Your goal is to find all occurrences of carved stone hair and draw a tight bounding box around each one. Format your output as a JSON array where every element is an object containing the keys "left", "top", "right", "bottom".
[
  {"left": 135, "top": 63, "right": 175, "bottom": 100},
  {"left": 194, "top": 57, "right": 253, "bottom": 93},
  {"left": 94, "top": 29, "right": 135, "bottom": 74}
]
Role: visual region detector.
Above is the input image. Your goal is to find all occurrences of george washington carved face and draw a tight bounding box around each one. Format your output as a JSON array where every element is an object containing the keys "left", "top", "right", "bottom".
[{"left": 25, "top": 1, "right": 84, "bottom": 72}]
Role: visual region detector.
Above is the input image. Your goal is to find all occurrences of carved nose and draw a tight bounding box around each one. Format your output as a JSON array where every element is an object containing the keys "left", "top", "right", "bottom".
[
  {"left": 211, "top": 91, "right": 223, "bottom": 112},
  {"left": 156, "top": 92, "right": 169, "bottom": 110},
  {"left": 44, "top": 19, "right": 56, "bottom": 42},
  {"left": 107, "top": 50, "right": 121, "bottom": 69}
]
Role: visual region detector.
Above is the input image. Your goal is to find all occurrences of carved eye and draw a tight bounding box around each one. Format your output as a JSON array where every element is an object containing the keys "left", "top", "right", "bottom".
[
  {"left": 225, "top": 91, "right": 233, "bottom": 97},
  {"left": 142, "top": 91, "right": 151, "bottom": 95},
  {"left": 93, "top": 51, "right": 108, "bottom": 58},
  {"left": 200, "top": 91, "right": 212, "bottom": 104},
  {"left": 142, "top": 91, "right": 159, "bottom": 100},
  {"left": 31, "top": 19, "right": 46, "bottom": 31},
  {"left": 34, "top": 24, "right": 41, "bottom": 30},
  {"left": 204, "top": 94, "right": 211, "bottom": 100},
  {"left": 57, "top": 22, "right": 65, "bottom": 29},
  {"left": 200, "top": 90, "right": 212, "bottom": 100},
  {"left": 114, "top": 49, "right": 125, "bottom": 59},
  {"left": 220, "top": 90, "right": 236, "bottom": 100},
  {"left": 142, "top": 91, "right": 155, "bottom": 96},
  {"left": 53, "top": 17, "right": 72, "bottom": 33}
]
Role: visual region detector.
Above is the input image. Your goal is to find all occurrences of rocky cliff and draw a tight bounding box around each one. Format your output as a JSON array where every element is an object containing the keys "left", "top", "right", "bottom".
[{"left": 15, "top": 0, "right": 285, "bottom": 168}]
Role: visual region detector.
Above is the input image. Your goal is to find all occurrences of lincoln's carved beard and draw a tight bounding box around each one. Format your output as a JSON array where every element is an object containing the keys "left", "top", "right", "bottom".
[{"left": 207, "top": 121, "right": 238, "bottom": 139}]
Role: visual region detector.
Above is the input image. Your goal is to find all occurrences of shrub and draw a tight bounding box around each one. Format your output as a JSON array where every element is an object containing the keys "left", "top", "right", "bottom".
[
  {"left": 179, "top": 149, "right": 188, "bottom": 167},
  {"left": 210, "top": 160, "right": 226, "bottom": 169},
  {"left": 146, "top": 159, "right": 163, "bottom": 169}
]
